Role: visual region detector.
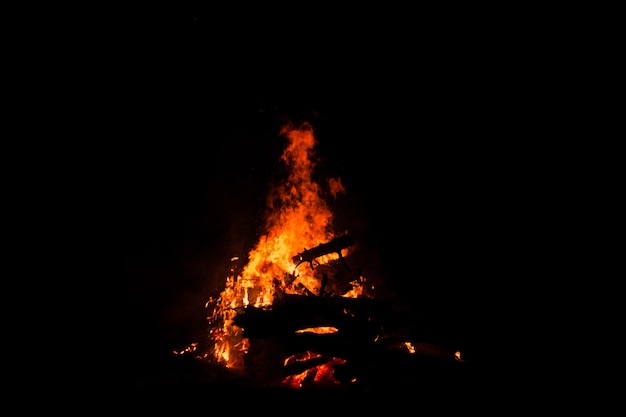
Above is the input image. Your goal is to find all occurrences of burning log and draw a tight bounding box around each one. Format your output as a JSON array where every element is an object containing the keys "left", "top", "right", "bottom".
[
  {"left": 282, "top": 353, "right": 336, "bottom": 376},
  {"left": 232, "top": 290, "right": 469, "bottom": 381},
  {"left": 280, "top": 331, "right": 374, "bottom": 359},
  {"left": 292, "top": 234, "right": 354, "bottom": 272},
  {"left": 232, "top": 293, "right": 394, "bottom": 339}
]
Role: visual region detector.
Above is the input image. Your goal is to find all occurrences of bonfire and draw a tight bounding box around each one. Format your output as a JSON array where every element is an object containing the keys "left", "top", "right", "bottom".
[{"left": 176, "top": 121, "right": 467, "bottom": 389}]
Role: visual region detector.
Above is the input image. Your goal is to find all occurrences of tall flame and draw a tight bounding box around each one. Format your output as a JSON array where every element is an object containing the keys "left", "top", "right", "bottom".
[{"left": 205, "top": 121, "right": 365, "bottom": 374}]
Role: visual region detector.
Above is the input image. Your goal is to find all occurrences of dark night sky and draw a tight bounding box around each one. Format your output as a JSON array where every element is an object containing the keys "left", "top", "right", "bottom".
[{"left": 66, "top": 8, "right": 561, "bottom": 400}]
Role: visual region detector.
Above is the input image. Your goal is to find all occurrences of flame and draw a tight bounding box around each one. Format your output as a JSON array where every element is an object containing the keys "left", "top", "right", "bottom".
[
  {"left": 295, "top": 326, "right": 338, "bottom": 334},
  {"left": 204, "top": 121, "right": 370, "bottom": 385}
]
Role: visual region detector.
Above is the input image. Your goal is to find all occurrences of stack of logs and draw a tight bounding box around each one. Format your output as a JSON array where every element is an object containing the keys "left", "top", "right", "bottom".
[{"left": 231, "top": 235, "right": 470, "bottom": 388}]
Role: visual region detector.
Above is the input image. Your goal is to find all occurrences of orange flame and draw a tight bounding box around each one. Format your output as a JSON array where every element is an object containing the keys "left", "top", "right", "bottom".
[{"left": 205, "top": 121, "right": 369, "bottom": 384}]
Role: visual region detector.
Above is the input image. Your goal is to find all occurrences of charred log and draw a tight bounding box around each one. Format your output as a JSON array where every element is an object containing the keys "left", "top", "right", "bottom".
[
  {"left": 292, "top": 234, "right": 354, "bottom": 271},
  {"left": 282, "top": 354, "right": 335, "bottom": 376},
  {"left": 232, "top": 294, "right": 396, "bottom": 339}
]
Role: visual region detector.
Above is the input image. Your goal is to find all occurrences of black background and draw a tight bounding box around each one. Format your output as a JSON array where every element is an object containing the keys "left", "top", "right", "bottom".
[{"left": 52, "top": 6, "right": 568, "bottom": 406}]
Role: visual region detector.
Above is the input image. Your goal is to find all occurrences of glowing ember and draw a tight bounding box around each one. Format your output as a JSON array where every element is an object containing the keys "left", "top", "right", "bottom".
[
  {"left": 203, "top": 121, "right": 372, "bottom": 385},
  {"left": 294, "top": 327, "right": 338, "bottom": 334}
]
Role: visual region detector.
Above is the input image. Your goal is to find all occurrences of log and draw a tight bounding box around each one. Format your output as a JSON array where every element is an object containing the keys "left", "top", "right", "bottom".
[
  {"left": 232, "top": 294, "right": 394, "bottom": 339},
  {"left": 292, "top": 234, "right": 354, "bottom": 271}
]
